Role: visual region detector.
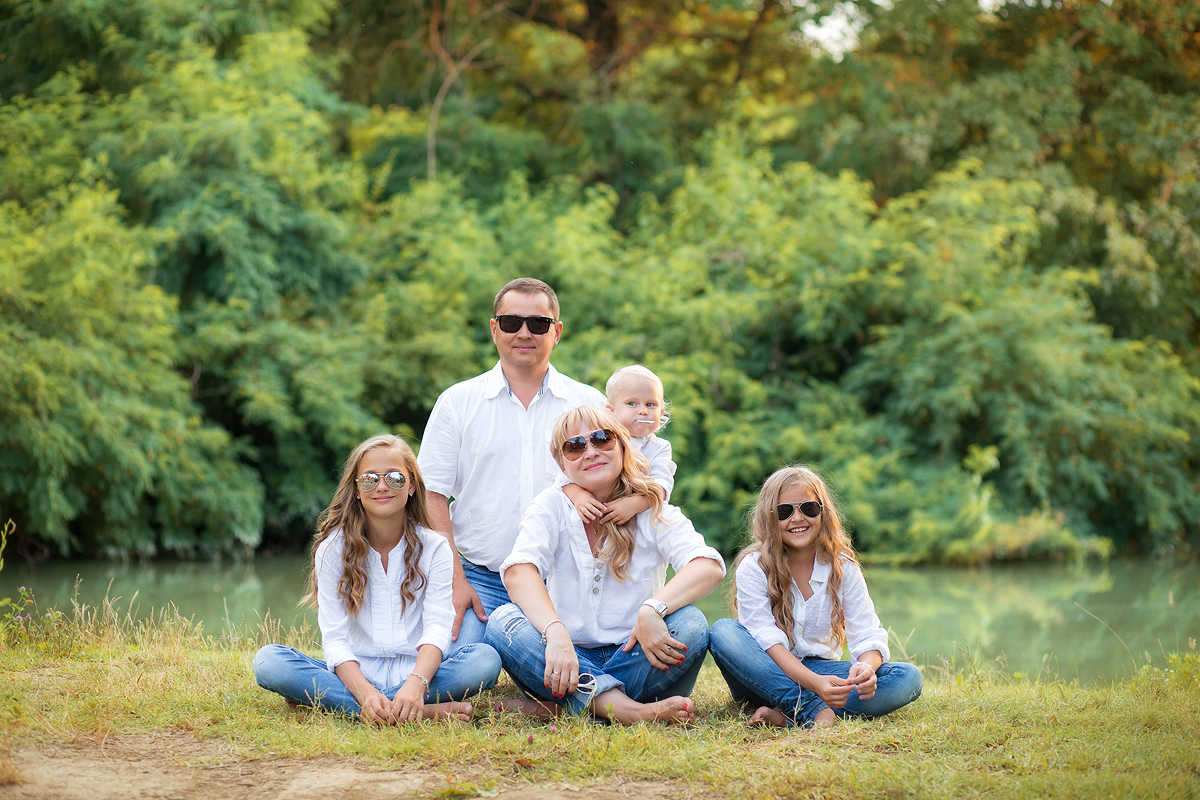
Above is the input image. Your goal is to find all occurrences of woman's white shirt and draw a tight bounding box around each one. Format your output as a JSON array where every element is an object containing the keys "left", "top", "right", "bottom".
[
  {"left": 735, "top": 551, "right": 890, "bottom": 663},
  {"left": 500, "top": 487, "right": 724, "bottom": 647},
  {"left": 315, "top": 525, "right": 454, "bottom": 688}
]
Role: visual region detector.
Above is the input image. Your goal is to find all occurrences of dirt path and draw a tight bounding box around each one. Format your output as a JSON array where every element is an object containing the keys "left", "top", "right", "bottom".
[{"left": 0, "top": 733, "right": 702, "bottom": 800}]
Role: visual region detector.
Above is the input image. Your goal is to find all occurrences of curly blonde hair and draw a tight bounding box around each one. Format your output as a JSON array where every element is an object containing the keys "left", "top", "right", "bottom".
[
  {"left": 732, "top": 465, "right": 859, "bottom": 650},
  {"left": 304, "top": 435, "right": 434, "bottom": 616},
  {"left": 550, "top": 406, "right": 665, "bottom": 581}
]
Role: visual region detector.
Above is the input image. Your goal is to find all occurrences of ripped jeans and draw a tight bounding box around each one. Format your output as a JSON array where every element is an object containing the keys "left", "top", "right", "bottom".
[{"left": 485, "top": 603, "right": 709, "bottom": 717}]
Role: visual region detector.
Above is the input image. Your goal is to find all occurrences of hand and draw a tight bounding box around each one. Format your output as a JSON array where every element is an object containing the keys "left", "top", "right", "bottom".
[
  {"left": 450, "top": 570, "right": 487, "bottom": 641},
  {"left": 360, "top": 691, "right": 398, "bottom": 725},
  {"left": 563, "top": 484, "right": 606, "bottom": 523},
  {"left": 390, "top": 677, "right": 426, "bottom": 723},
  {"left": 623, "top": 605, "right": 686, "bottom": 671},
  {"left": 599, "top": 495, "right": 649, "bottom": 526},
  {"left": 809, "top": 674, "right": 856, "bottom": 709},
  {"left": 847, "top": 662, "right": 878, "bottom": 700},
  {"left": 543, "top": 622, "right": 580, "bottom": 699}
]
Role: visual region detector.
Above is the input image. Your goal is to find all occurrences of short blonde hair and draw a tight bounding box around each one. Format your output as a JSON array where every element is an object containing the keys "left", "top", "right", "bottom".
[{"left": 605, "top": 365, "right": 671, "bottom": 431}]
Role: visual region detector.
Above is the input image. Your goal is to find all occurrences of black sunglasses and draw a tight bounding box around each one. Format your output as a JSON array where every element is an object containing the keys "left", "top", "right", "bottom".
[
  {"left": 776, "top": 501, "right": 822, "bottom": 521},
  {"left": 356, "top": 471, "right": 408, "bottom": 492},
  {"left": 493, "top": 315, "right": 557, "bottom": 335},
  {"left": 561, "top": 429, "right": 619, "bottom": 461}
]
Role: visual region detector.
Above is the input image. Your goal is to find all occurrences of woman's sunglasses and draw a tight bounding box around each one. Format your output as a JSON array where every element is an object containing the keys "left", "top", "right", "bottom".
[
  {"left": 561, "top": 429, "right": 619, "bottom": 461},
  {"left": 356, "top": 471, "right": 408, "bottom": 492},
  {"left": 493, "top": 315, "right": 557, "bottom": 335},
  {"left": 776, "top": 501, "right": 823, "bottom": 521}
]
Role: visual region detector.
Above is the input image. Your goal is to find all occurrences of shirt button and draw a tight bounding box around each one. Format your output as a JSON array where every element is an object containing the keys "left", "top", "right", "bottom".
[
  {"left": 592, "top": 587, "right": 599, "bottom": 594},
  {"left": 594, "top": 575, "right": 601, "bottom": 581}
]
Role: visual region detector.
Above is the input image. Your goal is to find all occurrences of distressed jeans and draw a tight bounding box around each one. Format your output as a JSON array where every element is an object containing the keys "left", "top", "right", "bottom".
[
  {"left": 485, "top": 602, "right": 709, "bottom": 716},
  {"left": 709, "top": 618, "right": 923, "bottom": 727},
  {"left": 252, "top": 642, "right": 502, "bottom": 717}
]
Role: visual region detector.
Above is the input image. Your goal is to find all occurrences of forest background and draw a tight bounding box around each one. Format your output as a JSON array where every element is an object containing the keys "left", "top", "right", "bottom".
[{"left": 2, "top": 0, "right": 1198, "bottom": 566}]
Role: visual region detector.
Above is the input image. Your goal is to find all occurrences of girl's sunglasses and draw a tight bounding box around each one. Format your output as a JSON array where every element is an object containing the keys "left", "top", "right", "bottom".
[
  {"left": 356, "top": 471, "right": 408, "bottom": 492},
  {"left": 561, "top": 429, "right": 619, "bottom": 461},
  {"left": 776, "top": 501, "right": 822, "bottom": 521},
  {"left": 493, "top": 314, "right": 557, "bottom": 335}
]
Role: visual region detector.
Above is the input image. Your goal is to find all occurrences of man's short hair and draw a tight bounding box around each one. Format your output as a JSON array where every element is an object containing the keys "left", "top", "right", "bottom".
[{"left": 494, "top": 277, "right": 560, "bottom": 319}]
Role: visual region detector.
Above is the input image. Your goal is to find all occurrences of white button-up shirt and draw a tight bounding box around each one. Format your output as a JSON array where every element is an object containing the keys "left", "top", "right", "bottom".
[
  {"left": 735, "top": 551, "right": 890, "bottom": 662},
  {"left": 500, "top": 487, "right": 725, "bottom": 647},
  {"left": 315, "top": 526, "right": 454, "bottom": 688},
  {"left": 417, "top": 362, "right": 605, "bottom": 571},
  {"left": 635, "top": 434, "right": 676, "bottom": 501}
]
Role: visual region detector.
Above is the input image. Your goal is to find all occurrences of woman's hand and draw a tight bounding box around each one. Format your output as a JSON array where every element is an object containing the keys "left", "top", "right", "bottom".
[
  {"left": 563, "top": 483, "right": 606, "bottom": 523},
  {"left": 543, "top": 622, "right": 580, "bottom": 699},
  {"left": 847, "top": 661, "right": 878, "bottom": 700},
  {"left": 390, "top": 676, "right": 426, "bottom": 723},
  {"left": 623, "top": 604, "right": 686, "bottom": 671},
  {"left": 808, "top": 674, "right": 856, "bottom": 709},
  {"left": 599, "top": 495, "right": 650, "bottom": 526},
  {"left": 360, "top": 690, "right": 398, "bottom": 725}
]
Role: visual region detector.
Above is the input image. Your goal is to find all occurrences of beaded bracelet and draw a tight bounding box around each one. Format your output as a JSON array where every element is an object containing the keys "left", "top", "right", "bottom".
[{"left": 540, "top": 619, "right": 566, "bottom": 644}]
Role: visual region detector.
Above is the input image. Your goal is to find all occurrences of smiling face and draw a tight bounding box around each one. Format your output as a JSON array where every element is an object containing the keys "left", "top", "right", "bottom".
[
  {"left": 489, "top": 290, "right": 562, "bottom": 374},
  {"left": 776, "top": 483, "right": 824, "bottom": 555},
  {"left": 355, "top": 446, "right": 414, "bottom": 527},
  {"left": 607, "top": 376, "right": 664, "bottom": 437},
  {"left": 561, "top": 422, "right": 625, "bottom": 502}
]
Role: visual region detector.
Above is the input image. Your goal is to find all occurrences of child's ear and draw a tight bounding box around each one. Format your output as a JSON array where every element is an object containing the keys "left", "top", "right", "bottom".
[{"left": 604, "top": 402, "right": 614, "bottom": 412}]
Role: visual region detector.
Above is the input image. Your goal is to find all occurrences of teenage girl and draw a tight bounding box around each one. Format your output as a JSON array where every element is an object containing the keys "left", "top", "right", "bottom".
[
  {"left": 709, "top": 465, "right": 922, "bottom": 728},
  {"left": 253, "top": 434, "right": 501, "bottom": 724}
]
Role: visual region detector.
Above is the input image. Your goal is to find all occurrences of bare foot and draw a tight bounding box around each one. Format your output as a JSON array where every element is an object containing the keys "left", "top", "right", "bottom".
[
  {"left": 811, "top": 708, "right": 836, "bottom": 729},
  {"left": 495, "top": 697, "right": 564, "bottom": 718},
  {"left": 748, "top": 706, "right": 788, "bottom": 728},
  {"left": 591, "top": 690, "right": 694, "bottom": 725},
  {"left": 422, "top": 702, "right": 474, "bottom": 722},
  {"left": 285, "top": 699, "right": 300, "bottom": 710}
]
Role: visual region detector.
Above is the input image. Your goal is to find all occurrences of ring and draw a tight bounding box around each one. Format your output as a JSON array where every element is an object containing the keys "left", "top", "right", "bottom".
[{"left": 552, "top": 670, "right": 561, "bottom": 675}]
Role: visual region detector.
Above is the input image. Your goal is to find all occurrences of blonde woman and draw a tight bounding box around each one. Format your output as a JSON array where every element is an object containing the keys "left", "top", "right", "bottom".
[
  {"left": 486, "top": 407, "right": 725, "bottom": 724},
  {"left": 253, "top": 435, "right": 501, "bottom": 723},
  {"left": 709, "top": 466, "right": 922, "bottom": 728}
]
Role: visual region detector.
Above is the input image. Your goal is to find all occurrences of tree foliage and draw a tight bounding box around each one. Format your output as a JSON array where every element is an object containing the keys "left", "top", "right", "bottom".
[{"left": 1, "top": 0, "right": 1197, "bottom": 560}]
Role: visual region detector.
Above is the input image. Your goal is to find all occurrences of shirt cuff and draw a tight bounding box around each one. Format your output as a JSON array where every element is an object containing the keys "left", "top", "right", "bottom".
[
  {"left": 750, "top": 627, "right": 789, "bottom": 653},
  {"left": 418, "top": 627, "right": 452, "bottom": 657},
  {"left": 323, "top": 641, "right": 358, "bottom": 672}
]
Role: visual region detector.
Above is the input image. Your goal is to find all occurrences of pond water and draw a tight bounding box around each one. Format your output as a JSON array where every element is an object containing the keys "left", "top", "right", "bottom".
[{"left": 2, "top": 555, "right": 1195, "bottom": 685}]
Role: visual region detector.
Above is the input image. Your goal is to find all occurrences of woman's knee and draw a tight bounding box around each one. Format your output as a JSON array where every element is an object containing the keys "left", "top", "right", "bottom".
[
  {"left": 252, "top": 643, "right": 293, "bottom": 687},
  {"left": 884, "top": 661, "right": 923, "bottom": 701},
  {"left": 664, "top": 604, "right": 708, "bottom": 650},
  {"left": 484, "top": 603, "right": 537, "bottom": 655}
]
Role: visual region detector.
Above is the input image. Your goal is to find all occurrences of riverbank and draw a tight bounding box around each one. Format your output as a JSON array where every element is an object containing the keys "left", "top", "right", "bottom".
[{"left": 1, "top": 600, "right": 1197, "bottom": 799}]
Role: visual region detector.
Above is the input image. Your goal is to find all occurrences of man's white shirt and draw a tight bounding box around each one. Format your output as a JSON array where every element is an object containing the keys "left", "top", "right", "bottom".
[{"left": 417, "top": 361, "right": 605, "bottom": 571}]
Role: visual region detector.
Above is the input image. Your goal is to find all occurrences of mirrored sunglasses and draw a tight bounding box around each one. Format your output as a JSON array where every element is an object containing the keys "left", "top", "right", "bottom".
[
  {"left": 356, "top": 471, "right": 408, "bottom": 492},
  {"left": 561, "top": 429, "right": 619, "bottom": 461}
]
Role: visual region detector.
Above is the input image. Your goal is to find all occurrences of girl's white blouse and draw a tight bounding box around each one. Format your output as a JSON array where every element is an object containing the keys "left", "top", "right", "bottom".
[
  {"left": 501, "top": 487, "right": 724, "bottom": 647},
  {"left": 315, "top": 525, "right": 454, "bottom": 688},
  {"left": 735, "top": 551, "right": 890, "bottom": 662}
]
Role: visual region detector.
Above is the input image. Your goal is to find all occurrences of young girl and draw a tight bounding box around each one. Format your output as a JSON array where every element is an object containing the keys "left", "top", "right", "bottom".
[
  {"left": 563, "top": 365, "right": 676, "bottom": 525},
  {"left": 253, "top": 434, "right": 501, "bottom": 724},
  {"left": 709, "top": 466, "right": 922, "bottom": 728}
]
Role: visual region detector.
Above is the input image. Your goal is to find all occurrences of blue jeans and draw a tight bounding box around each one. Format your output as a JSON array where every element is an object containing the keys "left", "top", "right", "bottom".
[
  {"left": 485, "top": 602, "right": 709, "bottom": 717},
  {"left": 252, "top": 643, "right": 502, "bottom": 717},
  {"left": 450, "top": 555, "right": 513, "bottom": 652},
  {"left": 709, "top": 618, "right": 922, "bottom": 727}
]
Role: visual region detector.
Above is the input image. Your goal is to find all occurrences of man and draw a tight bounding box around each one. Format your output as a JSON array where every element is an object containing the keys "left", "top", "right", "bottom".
[{"left": 417, "top": 278, "right": 605, "bottom": 647}]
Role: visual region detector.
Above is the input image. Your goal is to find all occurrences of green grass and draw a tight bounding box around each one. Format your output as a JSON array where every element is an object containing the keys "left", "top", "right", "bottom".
[{"left": 1, "top": 592, "right": 1198, "bottom": 799}]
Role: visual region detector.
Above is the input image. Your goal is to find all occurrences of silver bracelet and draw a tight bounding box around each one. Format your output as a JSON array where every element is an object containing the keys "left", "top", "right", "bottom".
[
  {"left": 407, "top": 672, "right": 429, "bottom": 688},
  {"left": 540, "top": 619, "right": 566, "bottom": 644}
]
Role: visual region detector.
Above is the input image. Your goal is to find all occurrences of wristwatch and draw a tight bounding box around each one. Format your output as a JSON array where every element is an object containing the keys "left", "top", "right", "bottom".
[{"left": 641, "top": 599, "right": 668, "bottom": 618}]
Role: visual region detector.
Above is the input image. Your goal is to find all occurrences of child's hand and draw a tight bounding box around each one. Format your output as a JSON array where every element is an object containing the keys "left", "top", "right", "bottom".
[
  {"left": 810, "top": 674, "right": 856, "bottom": 709},
  {"left": 563, "top": 483, "right": 605, "bottom": 523},
  {"left": 391, "top": 676, "right": 427, "bottom": 723},
  {"left": 599, "top": 495, "right": 650, "bottom": 525},
  {"left": 846, "top": 662, "right": 877, "bottom": 700},
  {"left": 360, "top": 691, "right": 398, "bottom": 725}
]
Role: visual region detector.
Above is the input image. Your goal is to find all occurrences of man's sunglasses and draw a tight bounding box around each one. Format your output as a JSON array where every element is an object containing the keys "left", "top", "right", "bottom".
[
  {"left": 356, "top": 472, "right": 408, "bottom": 492},
  {"left": 493, "top": 315, "right": 557, "bottom": 335},
  {"left": 776, "top": 501, "right": 823, "bottom": 521},
  {"left": 561, "top": 429, "right": 619, "bottom": 461}
]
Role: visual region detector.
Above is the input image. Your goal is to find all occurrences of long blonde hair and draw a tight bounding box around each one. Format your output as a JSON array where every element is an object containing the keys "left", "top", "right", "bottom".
[
  {"left": 550, "top": 406, "right": 665, "bottom": 581},
  {"left": 305, "top": 435, "right": 434, "bottom": 615},
  {"left": 732, "top": 465, "right": 859, "bottom": 650}
]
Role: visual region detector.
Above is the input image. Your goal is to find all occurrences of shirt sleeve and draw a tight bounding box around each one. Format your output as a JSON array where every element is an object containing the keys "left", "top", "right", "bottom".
[
  {"left": 735, "top": 554, "right": 791, "bottom": 653},
  {"left": 839, "top": 562, "right": 890, "bottom": 663},
  {"left": 315, "top": 536, "right": 358, "bottom": 671},
  {"left": 499, "top": 489, "right": 564, "bottom": 583},
  {"left": 650, "top": 504, "right": 725, "bottom": 576},
  {"left": 416, "top": 390, "right": 461, "bottom": 498},
  {"left": 416, "top": 533, "right": 454, "bottom": 656},
  {"left": 645, "top": 437, "right": 677, "bottom": 501}
]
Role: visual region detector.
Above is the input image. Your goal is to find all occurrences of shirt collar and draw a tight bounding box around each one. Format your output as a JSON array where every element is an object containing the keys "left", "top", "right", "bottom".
[
  {"left": 484, "top": 361, "right": 556, "bottom": 399},
  {"left": 810, "top": 558, "right": 832, "bottom": 585}
]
